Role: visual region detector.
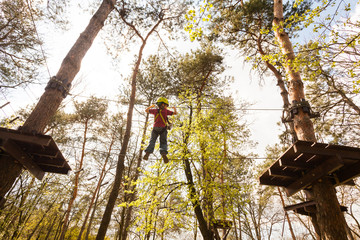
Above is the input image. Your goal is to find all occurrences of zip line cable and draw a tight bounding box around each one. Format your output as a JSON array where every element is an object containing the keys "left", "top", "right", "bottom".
[
  {"left": 143, "top": 156, "right": 275, "bottom": 161},
  {"left": 64, "top": 94, "right": 360, "bottom": 115},
  {"left": 62, "top": 95, "right": 286, "bottom": 111}
]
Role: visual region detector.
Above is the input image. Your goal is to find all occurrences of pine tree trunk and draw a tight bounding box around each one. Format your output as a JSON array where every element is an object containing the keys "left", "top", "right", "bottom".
[
  {"left": 60, "top": 119, "right": 89, "bottom": 240},
  {"left": 0, "top": 0, "right": 116, "bottom": 201},
  {"left": 117, "top": 112, "right": 150, "bottom": 240},
  {"left": 119, "top": 112, "right": 150, "bottom": 240},
  {"left": 78, "top": 136, "right": 115, "bottom": 240},
  {"left": 85, "top": 185, "right": 102, "bottom": 240},
  {"left": 95, "top": 12, "right": 165, "bottom": 239},
  {"left": 182, "top": 106, "right": 214, "bottom": 240},
  {"left": 95, "top": 37, "right": 145, "bottom": 240},
  {"left": 273, "top": 1, "right": 350, "bottom": 239}
]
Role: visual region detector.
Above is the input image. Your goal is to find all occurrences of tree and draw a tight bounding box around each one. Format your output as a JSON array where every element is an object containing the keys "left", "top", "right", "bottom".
[
  {"left": 273, "top": 0, "right": 350, "bottom": 239},
  {"left": 95, "top": 1, "right": 189, "bottom": 238},
  {"left": 0, "top": 0, "right": 44, "bottom": 90},
  {"left": 209, "top": 0, "right": 312, "bottom": 143},
  {"left": 0, "top": 0, "right": 69, "bottom": 91},
  {"left": 59, "top": 97, "right": 108, "bottom": 240},
  {"left": 0, "top": 0, "right": 116, "bottom": 206},
  {"left": 116, "top": 54, "right": 175, "bottom": 240}
]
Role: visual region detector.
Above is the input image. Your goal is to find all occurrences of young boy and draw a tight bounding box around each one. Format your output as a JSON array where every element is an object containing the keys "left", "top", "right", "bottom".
[{"left": 143, "top": 97, "right": 177, "bottom": 163}]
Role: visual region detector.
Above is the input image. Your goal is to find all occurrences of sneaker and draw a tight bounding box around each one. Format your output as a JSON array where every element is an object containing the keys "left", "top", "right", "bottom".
[
  {"left": 143, "top": 152, "right": 150, "bottom": 160},
  {"left": 161, "top": 154, "right": 169, "bottom": 163}
]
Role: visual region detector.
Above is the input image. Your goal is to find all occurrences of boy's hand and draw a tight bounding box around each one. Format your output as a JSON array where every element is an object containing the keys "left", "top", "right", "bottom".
[{"left": 145, "top": 104, "right": 156, "bottom": 113}]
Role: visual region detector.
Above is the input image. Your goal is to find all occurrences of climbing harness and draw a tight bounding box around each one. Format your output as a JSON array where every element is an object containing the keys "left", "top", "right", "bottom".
[{"left": 154, "top": 109, "right": 172, "bottom": 130}]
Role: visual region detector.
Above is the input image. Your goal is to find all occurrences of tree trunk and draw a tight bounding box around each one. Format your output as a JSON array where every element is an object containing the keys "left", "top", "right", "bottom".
[
  {"left": 182, "top": 106, "right": 214, "bottom": 240},
  {"left": 257, "top": 40, "right": 297, "bottom": 142},
  {"left": 85, "top": 183, "right": 103, "bottom": 240},
  {"left": 95, "top": 36, "right": 145, "bottom": 240},
  {"left": 119, "top": 112, "right": 150, "bottom": 240},
  {"left": 273, "top": 1, "right": 350, "bottom": 239},
  {"left": 0, "top": 0, "right": 116, "bottom": 201},
  {"left": 60, "top": 119, "right": 89, "bottom": 240},
  {"left": 77, "top": 136, "right": 115, "bottom": 240},
  {"left": 95, "top": 11, "right": 165, "bottom": 238}
]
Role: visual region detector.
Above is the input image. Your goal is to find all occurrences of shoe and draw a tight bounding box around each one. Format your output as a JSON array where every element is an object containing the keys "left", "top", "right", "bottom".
[
  {"left": 143, "top": 152, "right": 150, "bottom": 160},
  {"left": 161, "top": 154, "right": 169, "bottom": 163}
]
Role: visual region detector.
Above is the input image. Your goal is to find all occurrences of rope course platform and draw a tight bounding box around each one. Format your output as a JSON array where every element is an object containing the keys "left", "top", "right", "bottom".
[
  {"left": 259, "top": 140, "right": 360, "bottom": 197},
  {"left": 0, "top": 127, "right": 71, "bottom": 180},
  {"left": 283, "top": 200, "right": 348, "bottom": 216},
  {"left": 213, "top": 219, "right": 233, "bottom": 240}
]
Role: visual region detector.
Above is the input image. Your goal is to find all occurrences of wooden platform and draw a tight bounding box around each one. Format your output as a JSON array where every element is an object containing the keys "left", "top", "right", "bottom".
[
  {"left": 259, "top": 141, "right": 360, "bottom": 196},
  {"left": 213, "top": 219, "right": 232, "bottom": 240},
  {"left": 0, "top": 127, "right": 71, "bottom": 180},
  {"left": 284, "top": 200, "right": 348, "bottom": 216}
]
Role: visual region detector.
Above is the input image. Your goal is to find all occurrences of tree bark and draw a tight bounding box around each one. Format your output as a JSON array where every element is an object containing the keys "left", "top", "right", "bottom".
[
  {"left": 60, "top": 119, "right": 89, "bottom": 240},
  {"left": 257, "top": 39, "right": 297, "bottom": 141},
  {"left": 0, "top": 0, "right": 116, "bottom": 201},
  {"left": 95, "top": 10, "right": 165, "bottom": 239},
  {"left": 119, "top": 112, "right": 150, "bottom": 240},
  {"left": 182, "top": 106, "right": 214, "bottom": 240},
  {"left": 78, "top": 135, "right": 115, "bottom": 240},
  {"left": 95, "top": 33, "right": 144, "bottom": 240},
  {"left": 273, "top": 1, "right": 350, "bottom": 239}
]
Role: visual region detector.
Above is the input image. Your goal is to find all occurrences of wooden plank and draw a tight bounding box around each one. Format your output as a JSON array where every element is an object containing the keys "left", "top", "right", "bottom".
[
  {"left": 1, "top": 139, "right": 45, "bottom": 180},
  {"left": 279, "top": 158, "right": 309, "bottom": 170},
  {"left": 16, "top": 142, "right": 60, "bottom": 158},
  {"left": 285, "top": 155, "right": 344, "bottom": 197},
  {"left": 259, "top": 176, "right": 291, "bottom": 187},
  {"left": 268, "top": 168, "right": 300, "bottom": 180},
  {"left": 334, "top": 161, "right": 360, "bottom": 185},
  {"left": 294, "top": 142, "right": 360, "bottom": 160},
  {"left": 284, "top": 200, "right": 315, "bottom": 211},
  {"left": 0, "top": 128, "right": 51, "bottom": 146},
  {"left": 32, "top": 156, "right": 66, "bottom": 167},
  {"left": 40, "top": 165, "right": 70, "bottom": 174}
]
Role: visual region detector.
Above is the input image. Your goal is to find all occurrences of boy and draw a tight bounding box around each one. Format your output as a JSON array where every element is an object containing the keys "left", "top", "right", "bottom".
[{"left": 143, "top": 97, "right": 177, "bottom": 163}]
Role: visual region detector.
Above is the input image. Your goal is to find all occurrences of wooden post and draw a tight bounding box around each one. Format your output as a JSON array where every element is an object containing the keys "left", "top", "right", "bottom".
[{"left": 273, "top": 0, "right": 351, "bottom": 239}]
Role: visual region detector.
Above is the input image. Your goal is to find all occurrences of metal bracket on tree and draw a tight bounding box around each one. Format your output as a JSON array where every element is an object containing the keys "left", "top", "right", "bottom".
[
  {"left": 45, "top": 76, "right": 71, "bottom": 98},
  {"left": 282, "top": 99, "right": 320, "bottom": 123}
]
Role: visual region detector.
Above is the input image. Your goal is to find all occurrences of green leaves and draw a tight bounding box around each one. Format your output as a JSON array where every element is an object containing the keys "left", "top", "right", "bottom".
[{"left": 184, "top": 0, "right": 213, "bottom": 41}]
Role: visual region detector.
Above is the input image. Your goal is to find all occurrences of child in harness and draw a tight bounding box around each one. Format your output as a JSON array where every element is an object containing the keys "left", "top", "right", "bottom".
[{"left": 143, "top": 97, "right": 177, "bottom": 163}]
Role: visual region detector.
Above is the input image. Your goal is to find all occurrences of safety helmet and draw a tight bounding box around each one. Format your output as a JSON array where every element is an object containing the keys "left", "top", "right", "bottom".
[{"left": 156, "top": 97, "right": 169, "bottom": 106}]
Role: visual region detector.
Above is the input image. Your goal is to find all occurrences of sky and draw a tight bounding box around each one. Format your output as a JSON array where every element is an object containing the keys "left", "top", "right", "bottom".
[{"left": 1, "top": 0, "right": 359, "bottom": 158}]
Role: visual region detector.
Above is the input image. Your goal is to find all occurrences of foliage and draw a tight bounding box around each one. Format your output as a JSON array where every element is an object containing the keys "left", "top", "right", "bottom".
[
  {"left": 184, "top": 0, "right": 213, "bottom": 41},
  {"left": 0, "top": 0, "right": 69, "bottom": 92},
  {"left": 169, "top": 43, "right": 227, "bottom": 98},
  {"left": 0, "top": 0, "right": 43, "bottom": 90},
  {"left": 103, "top": 0, "right": 190, "bottom": 59}
]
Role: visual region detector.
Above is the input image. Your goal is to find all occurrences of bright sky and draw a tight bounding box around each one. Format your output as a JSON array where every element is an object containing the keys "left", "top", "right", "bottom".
[{"left": 2, "top": 0, "right": 359, "bottom": 158}]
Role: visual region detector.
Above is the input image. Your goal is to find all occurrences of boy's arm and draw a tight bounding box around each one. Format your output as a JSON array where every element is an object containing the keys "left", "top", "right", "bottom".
[
  {"left": 145, "top": 104, "right": 156, "bottom": 113},
  {"left": 172, "top": 106, "right": 177, "bottom": 115}
]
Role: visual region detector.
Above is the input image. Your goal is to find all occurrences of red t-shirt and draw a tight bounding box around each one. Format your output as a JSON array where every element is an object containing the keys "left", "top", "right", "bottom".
[{"left": 149, "top": 108, "right": 174, "bottom": 127}]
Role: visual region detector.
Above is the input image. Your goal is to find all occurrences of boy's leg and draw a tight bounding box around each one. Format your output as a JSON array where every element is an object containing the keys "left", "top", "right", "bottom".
[
  {"left": 159, "top": 128, "right": 169, "bottom": 163},
  {"left": 144, "top": 128, "right": 159, "bottom": 160}
]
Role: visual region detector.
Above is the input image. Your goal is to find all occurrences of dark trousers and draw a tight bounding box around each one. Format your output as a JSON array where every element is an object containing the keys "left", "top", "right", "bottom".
[{"left": 145, "top": 127, "right": 168, "bottom": 155}]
